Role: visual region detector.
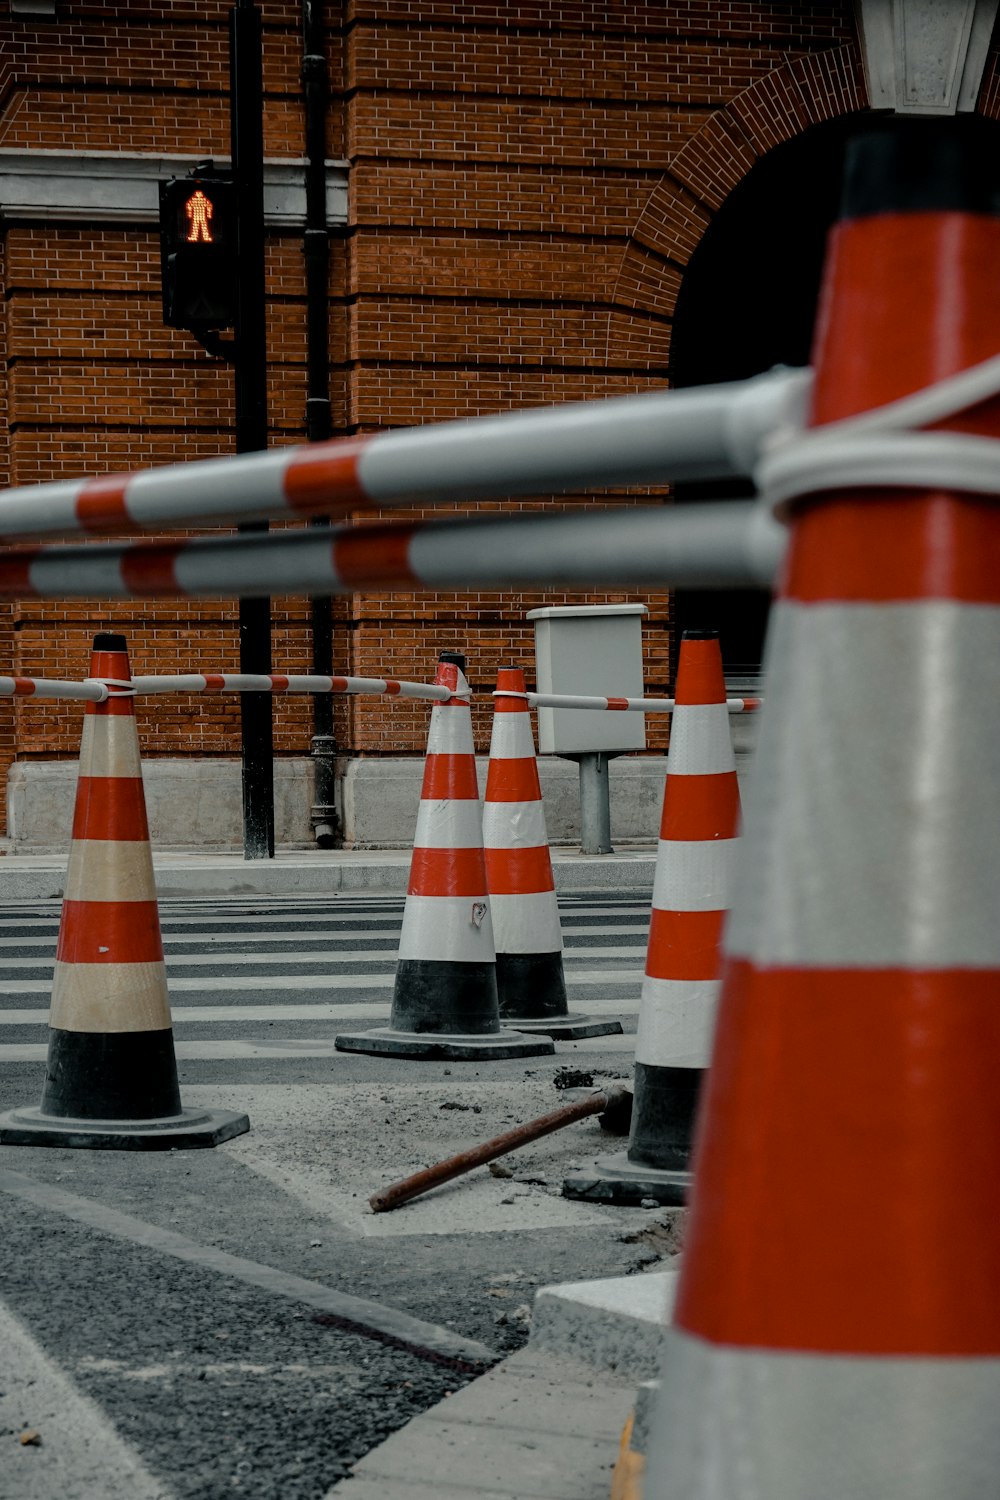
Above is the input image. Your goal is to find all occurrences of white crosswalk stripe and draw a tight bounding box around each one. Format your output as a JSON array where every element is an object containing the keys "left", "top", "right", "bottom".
[
  {"left": 0, "top": 923, "right": 648, "bottom": 950},
  {"left": 0, "top": 945, "right": 647, "bottom": 970},
  {"left": 0, "top": 893, "right": 647, "bottom": 1064},
  {"left": 0, "top": 994, "right": 639, "bottom": 1025},
  {"left": 0, "top": 1034, "right": 642, "bottom": 1062}
]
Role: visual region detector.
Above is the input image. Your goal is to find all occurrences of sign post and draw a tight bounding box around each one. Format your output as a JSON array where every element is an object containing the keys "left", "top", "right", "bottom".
[
  {"left": 229, "top": 0, "right": 275, "bottom": 860},
  {"left": 157, "top": 2, "right": 275, "bottom": 861}
]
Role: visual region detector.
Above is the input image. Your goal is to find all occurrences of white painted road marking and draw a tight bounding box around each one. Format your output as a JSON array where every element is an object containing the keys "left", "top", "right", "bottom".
[
  {"left": 0, "top": 945, "right": 646, "bottom": 970},
  {"left": 0, "top": 993, "right": 638, "bottom": 1026},
  {"left": 0, "top": 1168, "right": 496, "bottom": 1366},
  {"left": 0, "top": 1032, "right": 640, "bottom": 1061},
  {"left": 193, "top": 1081, "right": 620, "bottom": 1240},
  {"left": 0, "top": 1295, "right": 171, "bottom": 1500},
  {"left": 0, "top": 922, "right": 649, "bottom": 950},
  {"left": 0, "top": 966, "right": 641, "bottom": 995}
]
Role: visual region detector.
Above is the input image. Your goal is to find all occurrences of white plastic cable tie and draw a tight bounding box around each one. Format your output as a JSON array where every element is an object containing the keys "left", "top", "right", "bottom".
[
  {"left": 491, "top": 689, "right": 530, "bottom": 699},
  {"left": 87, "top": 676, "right": 135, "bottom": 698},
  {"left": 756, "top": 351, "right": 1000, "bottom": 519},
  {"left": 724, "top": 365, "right": 813, "bottom": 476},
  {"left": 447, "top": 667, "right": 473, "bottom": 704}
]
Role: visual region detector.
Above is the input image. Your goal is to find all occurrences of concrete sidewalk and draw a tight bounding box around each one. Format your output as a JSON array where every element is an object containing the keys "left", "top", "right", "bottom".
[
  {"left": 1, "top": 834, "right": 662, "bottom": 1500},
  {"left": 0, "top": 846, "right": 656, "bottom": 901},
  {"left": 328, "top": 1271, "right": 678, "bottom": 1499},
  {"left": 327, "top": 1347, "right": 637, "bottom": 1500}
]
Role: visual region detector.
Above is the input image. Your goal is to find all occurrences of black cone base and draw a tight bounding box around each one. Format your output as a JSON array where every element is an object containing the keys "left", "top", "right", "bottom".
[
  {"left": 562, "top": 1062, "right": 702, "bottom": 1202},
  {"left": 40, "top": 1028, "right": 183, "bottom": 1120},
  {"left": 0, "top": 1104, "right": 249, "bottom": 1151},
  {"left": 561, "top": 1150, "right": 690, "bottom": 1207},
  {"left": 628, "top": 1061, "right": 701, "bottom": 1169},
  {"left": 496, "top": 952, "right": 622, "bottom": 1038},
  {"left": 335, "top": 1026, "right": 554, "bottom": 1061},
  {"left": 501, "top": 1012, "right": 623, "bottom": 1040},
  {"left": 1, "top": 1027, "right": 249, "bottom": 1149},
  {"left": 392, "top": 958, "right": 502, "bottom": 1035}
]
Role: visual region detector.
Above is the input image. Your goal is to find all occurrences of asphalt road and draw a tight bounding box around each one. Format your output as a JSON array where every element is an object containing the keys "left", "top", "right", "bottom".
[{"left": 0, "top": 891, "right": 666, "bottom": 1500}]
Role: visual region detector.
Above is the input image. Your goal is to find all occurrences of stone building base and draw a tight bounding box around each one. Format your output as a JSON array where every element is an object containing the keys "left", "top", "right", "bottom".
[{"left": 7, "top": 719, "right": 758, "bottom": 851}]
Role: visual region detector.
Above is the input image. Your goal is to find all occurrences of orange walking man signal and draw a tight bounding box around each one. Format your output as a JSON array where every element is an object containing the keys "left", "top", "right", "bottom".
[
  {"left": 184, "top": 189, "right": 214, "bottom": 244},
  {"left": 160, "top": 173, "right": 236, "bottom": 330}
]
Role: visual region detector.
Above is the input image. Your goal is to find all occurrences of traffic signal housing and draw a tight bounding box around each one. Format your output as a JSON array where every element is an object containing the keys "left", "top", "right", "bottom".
[{"left": 159, "top": 174, "right": 238, "bottom": 332}]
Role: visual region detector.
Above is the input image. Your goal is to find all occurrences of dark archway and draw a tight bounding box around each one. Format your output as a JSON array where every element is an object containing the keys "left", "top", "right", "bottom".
[{"left": 668, "top": 113, "right": 865, "bottom": 683}]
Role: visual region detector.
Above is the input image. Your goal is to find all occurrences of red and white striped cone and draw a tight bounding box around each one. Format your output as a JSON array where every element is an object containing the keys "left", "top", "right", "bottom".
[
  {"left": 564, "top": 630, "right": 739, "bottom": 1204},
  {"left": 484, "top": 666, "right": 622, "bottom": 1040},
  {"left": 336, "top": 653, "right": 553, "bottom": 1060},
  {"left": 0, "top": 633, "right": 248, "bottom": 1149},
  {"left": 648, "top": 119, "right": 1000, "bottom": 1497}
]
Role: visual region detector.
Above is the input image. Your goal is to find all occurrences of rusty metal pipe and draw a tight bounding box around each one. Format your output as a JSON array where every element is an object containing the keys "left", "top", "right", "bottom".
[{"left": 369, "top": 1086, "right": 632, "bottom": 1214}]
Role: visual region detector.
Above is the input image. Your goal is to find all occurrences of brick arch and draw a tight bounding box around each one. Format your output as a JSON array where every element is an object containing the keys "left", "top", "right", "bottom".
[{"left": 604, "top": 41, "right": 869, "bottom": 371}]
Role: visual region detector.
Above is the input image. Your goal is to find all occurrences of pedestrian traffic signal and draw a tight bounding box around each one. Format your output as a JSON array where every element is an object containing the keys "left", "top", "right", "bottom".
[{"left": 159, "top": 174, "right": 238, "bottom": 332}]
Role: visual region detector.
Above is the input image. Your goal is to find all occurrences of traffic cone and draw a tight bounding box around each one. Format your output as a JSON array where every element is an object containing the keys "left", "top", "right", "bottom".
[
  {"left": 0, "top": 633, "right": 248, "bottom": 1149},
  {"left": 563, "top": 630, "right": 740, "bottom": 1204},
  {"left": 648, "top": 118, "right": 1000, "bottom": 1496},
  {"left": 336, "top": 652, "right": 553, "bottom": 1060},
  {"left": 484, "top": 666, "right": 622, "bottom": 1040}
]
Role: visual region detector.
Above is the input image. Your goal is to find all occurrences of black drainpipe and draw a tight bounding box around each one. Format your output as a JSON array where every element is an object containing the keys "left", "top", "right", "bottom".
[{"left": 302, "top": 0, "right": 337, "bottom": 847}]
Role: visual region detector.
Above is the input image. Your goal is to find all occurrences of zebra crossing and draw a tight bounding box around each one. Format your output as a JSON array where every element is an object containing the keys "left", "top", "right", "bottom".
[{"left": 0, "top": 892, "right": 650, "bottom": 1065}]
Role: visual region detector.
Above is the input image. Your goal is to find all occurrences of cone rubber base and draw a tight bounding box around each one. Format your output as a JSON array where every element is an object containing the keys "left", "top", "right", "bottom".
[
  {"left": 499, "top": 1012, "right": 624, "bottom": 1040},
  {"left": 0, "top": 1105, "right": 250, "bottom": 1152},
  {"left": 335, "top": 1026, "right": 554, "bottom": 1061},
  {"left": 561, "top": 1149, "right": 690, "bottom": 1206}
]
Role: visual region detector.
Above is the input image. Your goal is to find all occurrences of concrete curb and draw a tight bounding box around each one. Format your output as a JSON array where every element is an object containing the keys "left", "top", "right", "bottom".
[
  {"left": 327, "top": 1346, "right": 638, "bottom": 1500},
  {"left": 528, "top": 1268, "right": 678, "bottom": 1380},
  {"left": 327, "top": 1274, "right": 679, "bottom": 1499},
  {"left": 0, "top": 849, "right": 656, "bottom": 901}
]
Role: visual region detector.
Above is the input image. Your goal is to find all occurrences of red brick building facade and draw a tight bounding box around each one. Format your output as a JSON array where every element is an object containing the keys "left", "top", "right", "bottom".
[{"left": 0, "top": 2, "right": 993, "bottom": 842}]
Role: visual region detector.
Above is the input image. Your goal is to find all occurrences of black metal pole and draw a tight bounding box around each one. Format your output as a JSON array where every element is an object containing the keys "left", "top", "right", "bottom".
[
  {"left": 302, "top": 0, "right": 338, "bottom": 847},
  {"left": 231, "top": 0, "right": 275, "bottom": 859}
]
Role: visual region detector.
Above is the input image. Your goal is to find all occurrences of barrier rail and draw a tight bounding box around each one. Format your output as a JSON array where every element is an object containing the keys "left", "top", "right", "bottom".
[
  {"left": 0, "top": 503, "right": 784, "bottom": 602},
  {"left": 0, "top": 672, "right": 761, "bottom": 711},
  {"left": 496, "top": 689, "right": 761, "bottom": 714},
  {"left": 130, "top": 673, "right": 460, "bottom": 701},
  {"left": 0, "top": 671, "right": 460, "bottom": 704},
  {"left": 0, "top": 676, "right": 111, "bottom": 702},
  {"left": 0, "top": 369, "right": 806, "bottom": 543}
]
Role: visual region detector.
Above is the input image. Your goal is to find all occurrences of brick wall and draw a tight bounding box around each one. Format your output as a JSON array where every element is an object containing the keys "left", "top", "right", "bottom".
[
  {"left": 0, "top": 1, "right": 875, "bottom": 835},
  {"left": 339, "top": 0, "right": 865, "bottom": 759}
]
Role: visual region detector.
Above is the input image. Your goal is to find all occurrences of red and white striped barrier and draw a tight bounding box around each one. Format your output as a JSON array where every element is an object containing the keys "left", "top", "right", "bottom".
[
  {"left": 496, "top": 689, "right": 761, "bottom": 714},
  {"left": 129, "top": 673, "right": 458, "bottom": 701},
  {"left": 0, "top": 673, "right": 457, "bottom": 703},
  {"left": 0, "top": 676, "right": 113, "bottom": 702},
  {"left": 0, "top": 503, "right": 784, "bottom": 601},
  {"left": 0, "top": 370, "right": 803, "bottom": 543}
]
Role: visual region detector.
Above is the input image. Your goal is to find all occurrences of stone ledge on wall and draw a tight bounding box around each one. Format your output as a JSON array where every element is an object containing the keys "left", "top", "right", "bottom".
[
  {"left": 7, "top": 758, "right": 319, "bottom": 852},
  {"left": 7, "top": 717, "right": 759, "bottom": 852},
  {"left": 0, "top": 149, "right": 349, "bottom": 227}
]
